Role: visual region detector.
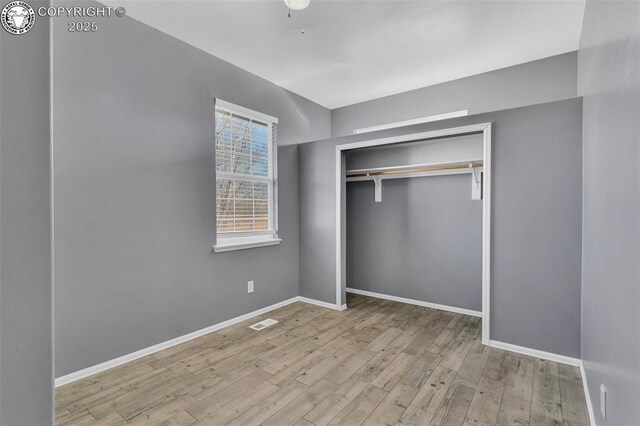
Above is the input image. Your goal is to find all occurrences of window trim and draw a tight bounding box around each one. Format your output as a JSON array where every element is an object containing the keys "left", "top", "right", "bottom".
[
  {"left": 213, "top": 99, "right": 280, "bottom": 252},
  {"left": 215, "top": 99, "right": 279, "bottom": 125},
  {"left": 214, "top": 234, "right": 282, "bottom": 253}
]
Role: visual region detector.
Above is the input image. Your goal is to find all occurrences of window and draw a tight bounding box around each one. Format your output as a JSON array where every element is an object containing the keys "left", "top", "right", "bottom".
[{"left": 214, "top": 100, "right": 280, "bottom": 252}]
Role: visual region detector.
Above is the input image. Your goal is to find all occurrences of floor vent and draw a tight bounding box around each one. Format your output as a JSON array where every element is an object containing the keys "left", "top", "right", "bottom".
[{"left": 249, "top": 318, "right": 278, "bottom": 330}]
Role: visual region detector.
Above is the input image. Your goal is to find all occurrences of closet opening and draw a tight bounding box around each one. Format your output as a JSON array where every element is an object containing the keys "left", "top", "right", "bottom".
[{"left": 335, "top": 123, "right": 492, "bottom": 344}]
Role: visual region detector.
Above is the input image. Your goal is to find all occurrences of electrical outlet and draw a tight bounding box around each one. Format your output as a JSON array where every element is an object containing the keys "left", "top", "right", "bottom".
[
  {"left": 600, "top": 384, "right": 607, "bottom": 419},
  {"left": 247, "top": 280, "right": 254, "bottom": 294}
]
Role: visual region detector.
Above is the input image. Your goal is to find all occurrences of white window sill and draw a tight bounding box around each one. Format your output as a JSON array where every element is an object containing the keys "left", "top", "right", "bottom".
[{"left": 213, "top": 236, "right": 282, "bottom": 253}]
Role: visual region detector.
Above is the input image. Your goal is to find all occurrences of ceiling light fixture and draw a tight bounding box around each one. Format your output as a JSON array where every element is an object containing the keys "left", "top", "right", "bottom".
[
  {"left": 284, "top": 0, "right": 310, "bottom": 11},
  {"left": 284, "top": 0, "right": 309, "bottom": 35}
]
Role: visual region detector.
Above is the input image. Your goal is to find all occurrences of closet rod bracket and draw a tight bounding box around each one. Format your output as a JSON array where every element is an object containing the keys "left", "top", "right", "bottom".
[{"left": 372, "top": 174, "right": 382, "bottom": 202}]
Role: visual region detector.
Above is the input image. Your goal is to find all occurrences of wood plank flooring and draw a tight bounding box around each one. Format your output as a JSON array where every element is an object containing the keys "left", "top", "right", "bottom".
[{"left": 55, "top": 294, "right": 590, "bottom": 425}]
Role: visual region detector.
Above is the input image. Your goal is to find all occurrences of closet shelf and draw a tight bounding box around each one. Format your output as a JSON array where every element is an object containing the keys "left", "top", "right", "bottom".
[
  {"left": 346, "top": 159, "right": 483, "bottom": 180},
  {"left": 346, "top": 159, "right": 485, "bottom": 202}
]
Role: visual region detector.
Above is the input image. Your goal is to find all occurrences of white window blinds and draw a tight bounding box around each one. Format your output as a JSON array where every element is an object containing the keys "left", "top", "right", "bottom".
[{"left": 215, "top": 102, "right": 277, "bottom": 239}]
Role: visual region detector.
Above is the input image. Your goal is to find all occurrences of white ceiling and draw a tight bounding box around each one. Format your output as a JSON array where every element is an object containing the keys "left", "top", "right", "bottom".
[{"left": 104, "top": 0, "right": 585, "bottom": 109}]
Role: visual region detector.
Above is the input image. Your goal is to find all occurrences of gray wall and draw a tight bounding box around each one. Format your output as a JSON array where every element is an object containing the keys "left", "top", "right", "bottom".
[
  {"left": 578, "top": 1, "right": 640, "bottom": 424},
  {"left": 52, "top": 2, "right": 329, "bottom": 377},
  {"left": 300, "top": 98, "right": 583, "bottom": 357},
  {"left": 331, "top": 52, "right": 578, "bottom": 137},
  {"left": 0, "top": 1, "right": 53, "bottom": 423},
  {"left": 299, "top": 138, "right": 339, "bottom": 304},
  {"left": 346, "top": 134, "right": 483, "bottom": 170},
  {"left": 347, "top": 175, "right": 482, "bottom": 312}
]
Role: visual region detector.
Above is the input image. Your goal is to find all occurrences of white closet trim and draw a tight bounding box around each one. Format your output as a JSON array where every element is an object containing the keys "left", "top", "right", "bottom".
[{"left": 335, "top": 122, "right": 492, "bottom": 343}]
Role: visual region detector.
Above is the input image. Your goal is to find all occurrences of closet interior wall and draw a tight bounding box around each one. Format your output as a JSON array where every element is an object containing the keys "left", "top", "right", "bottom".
[{"left": 345, "top": 135, "right": 484, "bottom": 312}]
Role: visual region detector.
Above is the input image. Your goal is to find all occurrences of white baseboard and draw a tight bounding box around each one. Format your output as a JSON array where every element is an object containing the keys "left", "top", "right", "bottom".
[
  {"left": 56, "top": 296, "right": 306, "bottom": 387},
  {"left": 488, "top": 340, "right": 581, "bottom": 367},
  {"left": 490, "top": 340, "right": 591, "bottom": 424},
  {"left": 346, "top": 287, "right": 482, "bottom": 318},
  {"left": 55, "top": 295, "right": 346, "bottom": 387},
  {"left": 298, "top": 296, "right": 347, "bottom": 311},
  {"left": 580, "top": 361, "right": 597, "bottom": 426}
]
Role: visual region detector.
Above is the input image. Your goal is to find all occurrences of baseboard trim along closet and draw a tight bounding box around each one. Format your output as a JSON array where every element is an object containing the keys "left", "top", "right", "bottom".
[
  {"left": 580, "top": 362, "right": 597, "bottom": 426},
  {"left": 346, "top": 287, "right": 482, "bottom": 318},
  {"left": 298, "top": 296, "right": 347, "bottom": 311},
  {"left": 55, "top": 295, "right": 343, "bottom": 387},
  {"left": 488, "top": 340, "right": 581, "bottom": 367}
]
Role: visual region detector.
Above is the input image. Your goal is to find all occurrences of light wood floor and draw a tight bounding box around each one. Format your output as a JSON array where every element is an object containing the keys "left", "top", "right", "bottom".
[{"left": 56, "top": 294, "right": 590, "bottom": 425}]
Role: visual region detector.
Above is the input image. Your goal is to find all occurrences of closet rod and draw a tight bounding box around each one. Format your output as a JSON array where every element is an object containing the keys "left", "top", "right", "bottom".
[{"left": 346, "top": 161, "right": 483, "bottom": 178}]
